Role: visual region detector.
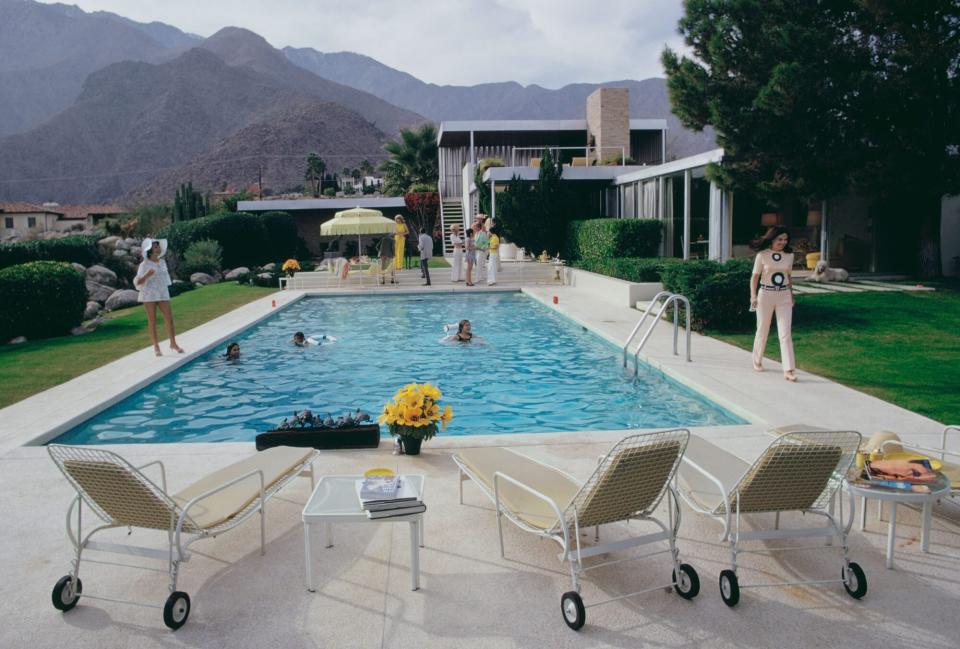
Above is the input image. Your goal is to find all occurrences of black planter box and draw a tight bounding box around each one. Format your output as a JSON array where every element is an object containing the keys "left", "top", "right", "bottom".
[{"left": 256, "top": 424, "right": 381, "bottom": 451}]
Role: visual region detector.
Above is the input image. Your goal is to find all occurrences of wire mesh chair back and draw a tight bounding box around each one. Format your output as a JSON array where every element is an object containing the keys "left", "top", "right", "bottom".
[
  {"left": 567, "top": 429, "right": 689, "bottom": 529},
  {"left": 725, "top": 431, "right": 861, "bottom": 514},
  {"left": 48, "top": 444, "right": 197, "bottom": 532}
]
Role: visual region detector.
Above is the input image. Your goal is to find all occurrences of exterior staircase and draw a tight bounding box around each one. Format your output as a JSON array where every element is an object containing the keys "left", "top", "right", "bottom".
[{"left": 439, "top": 198, "right": 465, "bottom": 255}]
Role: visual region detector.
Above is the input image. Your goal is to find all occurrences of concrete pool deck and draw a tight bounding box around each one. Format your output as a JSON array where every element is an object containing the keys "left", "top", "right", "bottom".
[{"left": 0, "top": 280, "right": 957, "bottom": 646}]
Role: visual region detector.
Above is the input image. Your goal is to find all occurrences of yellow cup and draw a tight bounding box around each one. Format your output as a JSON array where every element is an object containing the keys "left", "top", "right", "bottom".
[{"left": 855, "top": 451, "right": 868, "bottom": 471}]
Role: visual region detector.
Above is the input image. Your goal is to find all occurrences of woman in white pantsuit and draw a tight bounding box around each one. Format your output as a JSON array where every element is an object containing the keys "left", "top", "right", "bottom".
[
  {"left": 750, "top": 226, "right": 797, "bottom": 381},
  {"left": 450, "top": 225, "right": 464, "bottom": 282}
]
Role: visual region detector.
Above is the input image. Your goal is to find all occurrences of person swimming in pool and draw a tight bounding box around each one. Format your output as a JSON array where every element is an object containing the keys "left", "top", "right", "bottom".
[
  {"left": 447, "top": 319, "right": 473, "bottom": 342},
  {"left": 292, "top": 331, "right": 307, "bottom": 347},
  {"left": 292, "top": 331, "right": 337, "bottom": 347},
  {"left": 224, "top": 342, "right": 240, "bottom": 359}
]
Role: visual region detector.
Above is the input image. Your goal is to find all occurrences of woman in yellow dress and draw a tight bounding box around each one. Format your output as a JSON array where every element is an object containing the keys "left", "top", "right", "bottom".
[{"left": 393, "top": 215, "right": 408, "bottom": 270}]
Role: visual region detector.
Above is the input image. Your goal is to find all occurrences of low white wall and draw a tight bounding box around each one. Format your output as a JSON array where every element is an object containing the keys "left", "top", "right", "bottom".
[{"left": 563, "top": 267, "right": 663, "bottom": 308}]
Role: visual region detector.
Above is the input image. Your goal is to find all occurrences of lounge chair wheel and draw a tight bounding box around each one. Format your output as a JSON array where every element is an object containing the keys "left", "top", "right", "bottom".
[
  {"left": 51, "top": 575, "right": 82, "bottom": 612},
  {"left": 842, "top": 562, "right": 867, "bottom": 599},
  {"left": 163, "top": 591, "right": 191, "bottom": 630},
  {"left": 719, "top": 570, "right": 740, "bottom": 607},
  {"left": 672, "top": 563, "right": 700, "bottom": 599},
  {"left": 560, "top": 591, "right": 585, "bottom": 630}
]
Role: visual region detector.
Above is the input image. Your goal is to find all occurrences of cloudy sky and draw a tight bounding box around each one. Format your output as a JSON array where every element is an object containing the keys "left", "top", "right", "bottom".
[{"left": 47, "top": 0, "right": 688, "bottom": 88}]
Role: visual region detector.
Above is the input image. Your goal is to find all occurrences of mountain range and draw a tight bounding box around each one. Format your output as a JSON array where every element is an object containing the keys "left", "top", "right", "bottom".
[{"left": 0, "top": 0, "right": 716, "bottom": 204}]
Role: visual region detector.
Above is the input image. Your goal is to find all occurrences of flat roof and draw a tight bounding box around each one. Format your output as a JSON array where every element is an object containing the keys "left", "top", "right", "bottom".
[
  {"left": 612, "top": 148, "right": 724, "bottom": 184},
  {"left": 483, "top": 165, "right": 651, "bottom": 183},
  {"left": 438, "top": 118, "right": 667, "bottom": 147},
  {"left": 237, "top": 197, "right": 406, "bottom": 212}
]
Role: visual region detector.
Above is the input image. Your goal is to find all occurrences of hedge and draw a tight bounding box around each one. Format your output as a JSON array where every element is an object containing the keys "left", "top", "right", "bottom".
[
  {"left": 573, "top": 257, "right": 682, "bottom": 282},
  {"left": 659, "top": 258, "right": 754, "bottom": 332},
  {"left": 0, "top": 235, "right": 99, "bottom": 270},
  {"left": 157, "top": 212, "right": 302, "bottom": 268},
  {"left": 566, "top": 219, "right": 662, "bottom": 261},
  {"left": 0, "top": 261, "right": 86, "bottom": 342}
]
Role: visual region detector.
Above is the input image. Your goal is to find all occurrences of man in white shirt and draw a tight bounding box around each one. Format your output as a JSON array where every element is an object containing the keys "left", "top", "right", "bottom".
[{"left": 418, "top": 228, "right": 433, "bottom": 286}]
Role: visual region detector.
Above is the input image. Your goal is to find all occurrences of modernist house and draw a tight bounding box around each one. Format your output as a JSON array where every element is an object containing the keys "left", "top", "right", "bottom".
[{"left": 438, "top": 87, "right": 960, "bottom": 275}]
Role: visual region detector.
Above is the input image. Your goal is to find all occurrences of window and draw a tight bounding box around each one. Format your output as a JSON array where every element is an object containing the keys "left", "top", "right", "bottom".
[
  {"left": 3, "top": 217, "right": 12, "bottom": 229},
  {"left": 27, "top": 217, "right": 37, "bottom": 228}
]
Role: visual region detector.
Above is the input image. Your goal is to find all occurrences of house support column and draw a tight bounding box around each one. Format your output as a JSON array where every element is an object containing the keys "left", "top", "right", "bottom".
[
  {"left": 683, "top": 169, "right": 692, "bottom": 260},
  {"left": 708, "top": 181, "right": 723, "bottom": 260},
  {"left": 820, "top": 199, "right": 829, "bottom": 264}
]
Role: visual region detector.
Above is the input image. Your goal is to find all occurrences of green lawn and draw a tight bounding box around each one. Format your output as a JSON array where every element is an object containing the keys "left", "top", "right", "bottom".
[
  {"left": 0, "top": 283, "right": 275, "bottom": 409},
  {"left": 709, "top": 288, "right": 960, "bottom": 424}
]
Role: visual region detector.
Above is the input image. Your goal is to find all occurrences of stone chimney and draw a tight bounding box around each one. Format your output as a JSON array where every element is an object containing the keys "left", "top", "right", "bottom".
[{"left": 586, "top": 88, "right": 630, "bottom": 165}]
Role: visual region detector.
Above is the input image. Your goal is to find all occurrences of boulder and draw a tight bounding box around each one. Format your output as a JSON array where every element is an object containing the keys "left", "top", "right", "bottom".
[
  {"left": 83, "top": 301, "right": 101, "bottom": 320},
  {"left": 112, "top": 249, "right": 128, "bottom": 258},
  {"left": 104, "top": 289, "right": 140, "bottom": 311},
  {"left": 262, "top": 262, "right": 277, "bottom": 271},
  {"left": 70, "top": 325, "right": 91, "bottom": 336},
  {"left": 8, "top": 336, "right": 27, "bottom": 345},
  {"left": 224, "top": 267, "right": 249, "bottom": 280},
  {"left": 85, "top": 280, "right": 115, "bottom": 303},
  {"left": 85, "top": 264, "right": 117, "bottom": 286},
  {"left": 97, "top": 236, "right": 121, "bottom": 255},
  {"left": 190, "top": 272, "right": 218, "bottom": 285},
  {"left": 71, "top": 262, "right": 86, "bottom": 274},
  {"left": 123, "top": 237, "right": 138, "bottom": 248},
  {"left": 115, "top": 239, "right": 130, "bottom": 250},
  {"left": 257, "top": 272, "right": 273, "bottom": 279}
]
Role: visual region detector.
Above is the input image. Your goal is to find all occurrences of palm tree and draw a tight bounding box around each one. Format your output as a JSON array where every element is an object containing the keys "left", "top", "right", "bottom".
[
  {"left": 305, "top": 153, "right": 326, "bottom": 197},
  {"left": 380, "top": 123, "right": 438, "bottom": 196},
  {"left": 359, "top": 159, "right": 374, "bottom": 176}
]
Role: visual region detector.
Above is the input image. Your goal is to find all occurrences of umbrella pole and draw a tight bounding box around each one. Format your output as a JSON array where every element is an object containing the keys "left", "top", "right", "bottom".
[{"left": 358, "top": 233, "right": 363, "bottom": 287}]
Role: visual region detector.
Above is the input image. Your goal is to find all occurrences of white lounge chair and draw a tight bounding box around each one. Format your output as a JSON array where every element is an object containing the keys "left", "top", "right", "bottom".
[
  {"left": 452, "top": 430, "right": 698, "bottom": 631},
  {"left": 47, "top": 444, "right": 318, "bottom": 630},
  {"left": 677, "top": 431, "right": 866, "bottom": 606}
]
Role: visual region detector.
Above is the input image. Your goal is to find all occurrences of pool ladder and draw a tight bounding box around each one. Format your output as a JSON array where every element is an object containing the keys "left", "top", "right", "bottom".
[{"left": 622, "top": 291, "right": 692, "bottom": 374}]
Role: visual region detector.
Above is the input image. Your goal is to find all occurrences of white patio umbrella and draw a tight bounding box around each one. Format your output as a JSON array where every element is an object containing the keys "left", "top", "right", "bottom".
[{"left": 320, "top": 207, "right": 397, "bottom": 286}]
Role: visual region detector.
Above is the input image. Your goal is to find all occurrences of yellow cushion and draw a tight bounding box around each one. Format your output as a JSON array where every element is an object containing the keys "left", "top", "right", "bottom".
[
  {"left": 173, "top": 446, "right": 313, "bottom": 529},
  {"left": 456, "top": 447, "right": 581, "bottom": 530}
]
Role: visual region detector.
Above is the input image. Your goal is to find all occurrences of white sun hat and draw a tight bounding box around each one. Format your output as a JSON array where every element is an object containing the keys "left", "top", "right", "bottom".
[{"left": 141, "top": 238, "right": 168, "bottom": 259}]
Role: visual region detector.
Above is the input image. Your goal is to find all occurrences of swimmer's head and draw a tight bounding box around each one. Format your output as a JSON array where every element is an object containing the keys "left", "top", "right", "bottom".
[
  {"left": 225, "top": 342, "right": 240, "bottom": 359},
  {"left": 292, "top": 332, "right": 306, "bottom": 346},
  {"left": 458, "top": 319, "right": 471, "bottom": 334}
]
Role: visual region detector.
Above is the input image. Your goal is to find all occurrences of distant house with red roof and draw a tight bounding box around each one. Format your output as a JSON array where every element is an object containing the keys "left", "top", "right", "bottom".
[{"left": 0, "top": 202, "right": 127, "bottom": 238}]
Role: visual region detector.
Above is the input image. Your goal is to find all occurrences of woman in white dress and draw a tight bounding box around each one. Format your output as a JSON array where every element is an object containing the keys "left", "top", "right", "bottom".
[
  {"left": 135, "top": 238, "right": 184, "bottom": 357},
  {"left": 450, "top": 224, "right": 464, "bottom": 282}
]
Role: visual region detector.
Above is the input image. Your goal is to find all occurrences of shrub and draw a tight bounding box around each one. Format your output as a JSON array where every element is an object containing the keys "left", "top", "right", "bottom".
[
  {"left": 158, "top": 212, "right": 264, "bottom": 268},
  {"left": 566, "top": 219, "right": 662, "bottom": 261},
  {"left": 0, "top": 235, "right": 99, "bottom": 270},
  {"left": 573, "top": 257, "right": 682, "bottom": 282},
  {"left": 168, "top": 280, "right": 195, "bottom": 298},
  {"left": 100, "top": 255, "right": 137, "bottom": 287},
  {"left": 0, "top": 261, "right": 86, "bottom": 342},
  {"left": 599, "top": 153, "right": 637, "bottom": 165},
  {"left": 179, "top": 239, "right": 223, "bottom": 279},
  {"left": 323, "top": 187, "right": 336, "bottom": 197},
  {"left": 257, "top": 211, "right": 301, "bottom": 261},
  {"left": 660, "top": 258, "right": 754, "bottom": 332}
]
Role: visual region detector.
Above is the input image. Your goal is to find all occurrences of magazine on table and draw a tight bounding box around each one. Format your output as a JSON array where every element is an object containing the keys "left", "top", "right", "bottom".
[
  {"left": 366, "top": 502, "right": 427, "bottom": 519},
  {"left": 356, "top": 475, "right": 420, "bottom": 509}
]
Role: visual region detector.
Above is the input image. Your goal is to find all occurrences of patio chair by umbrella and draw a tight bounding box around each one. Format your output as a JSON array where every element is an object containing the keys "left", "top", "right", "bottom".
[{"left": 320, "top": 207, "right": 397, "bottom": 286}]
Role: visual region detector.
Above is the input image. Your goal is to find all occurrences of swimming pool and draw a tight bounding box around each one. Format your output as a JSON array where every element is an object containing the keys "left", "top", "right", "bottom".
[{"left": 54, "top": 293, "right": 745, "bottom": 444}]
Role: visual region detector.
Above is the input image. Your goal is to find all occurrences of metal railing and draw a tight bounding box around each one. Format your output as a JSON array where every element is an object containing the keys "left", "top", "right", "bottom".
[
  {"left": 622, "top": 291, "right": 692, "bottom": 374},
  {"left": 510, "top": 145, "right": 627, "bottom": 168}
]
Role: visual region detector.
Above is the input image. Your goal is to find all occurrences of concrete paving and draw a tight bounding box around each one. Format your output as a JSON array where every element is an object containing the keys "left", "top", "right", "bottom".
[{"left": 0, "top": 274, "right": 956, "bottom": 645}]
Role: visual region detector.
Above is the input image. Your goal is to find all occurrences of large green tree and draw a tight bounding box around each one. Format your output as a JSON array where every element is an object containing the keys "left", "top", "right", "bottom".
[
  {"left": 380, "top": 123, "right": 439, "bottom": 195},
  {"left": 662, "top": 0, "right": 960, "bottom": 276}
]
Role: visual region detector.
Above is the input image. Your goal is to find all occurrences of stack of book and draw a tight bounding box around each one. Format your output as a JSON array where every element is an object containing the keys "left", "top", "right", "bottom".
[{"left": 356, "top": 475, "right": 426, "bottom": 519}]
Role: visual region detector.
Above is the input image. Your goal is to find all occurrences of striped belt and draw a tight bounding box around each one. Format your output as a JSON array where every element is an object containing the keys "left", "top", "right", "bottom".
[{"left": 759, "top": 284, "right": 789, "bottom": 291}]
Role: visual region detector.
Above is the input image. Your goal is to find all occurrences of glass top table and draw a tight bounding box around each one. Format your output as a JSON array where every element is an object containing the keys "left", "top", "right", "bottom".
[{"left": 302, "top": 475, "right": 425, "bottom": 591}]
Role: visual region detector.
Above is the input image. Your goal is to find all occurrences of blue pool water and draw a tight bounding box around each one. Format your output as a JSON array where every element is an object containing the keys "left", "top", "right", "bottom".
[{"left": 54, "top": 293, "right": 745, "bottom": 444}]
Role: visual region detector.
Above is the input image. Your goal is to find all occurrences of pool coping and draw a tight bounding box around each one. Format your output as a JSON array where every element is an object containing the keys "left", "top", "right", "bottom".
[{"left": 0, "top": 283, "right": 948, "bottom": 455}]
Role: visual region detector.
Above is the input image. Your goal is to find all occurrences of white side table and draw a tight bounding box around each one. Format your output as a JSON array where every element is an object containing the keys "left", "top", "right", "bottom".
[
  {"left": 847, "top": 474, "right": 950, "bottom": 569},
  {"left": 302, "top": 474, "right": 425, "bottom": 591}
]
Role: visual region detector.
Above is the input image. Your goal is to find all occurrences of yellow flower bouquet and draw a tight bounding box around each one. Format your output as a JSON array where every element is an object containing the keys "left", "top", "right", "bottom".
[
  {"left": 378, "top": 382, "right": 453, "bottom": 443},
  {"left": 281, "top": 258, "right": 301, "bottom": 277}
]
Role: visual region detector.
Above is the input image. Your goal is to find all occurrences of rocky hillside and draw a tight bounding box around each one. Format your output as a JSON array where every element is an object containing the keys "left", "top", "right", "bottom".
[
  {"left": 284, "top": 48, "right": 717, "bottom": 159},
  {"left": 0, "top": 46, "right": 407, "bottom": 204},
  {"left": 0, "top": 0, "right": 199, "bottom": 136},
  {"left": 125, "top": 99, "right": 388, "bottom": 203}
]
